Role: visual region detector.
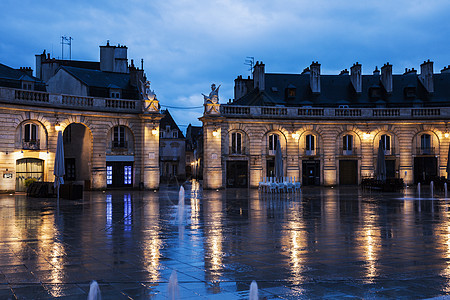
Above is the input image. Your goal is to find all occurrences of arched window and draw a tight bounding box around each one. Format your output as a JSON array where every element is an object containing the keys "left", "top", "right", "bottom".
[
  {"left": 380, "top": 134, "right": 390, "bottom": 150},
  {"left": 342, "top": 134, "right": 353, "bottom": 155},
  {"left": 268, "top": 134, "right": 278, "bottom": 155},
  {"left": 305, "top": 134, "right": 315, "bottom": 155},
  {"left": 420, "top": 134, "right": 432, "bottom": 154},
  {"left": 380, "top": 134, "right": 391, "bottom": 155},
  {"left": 22, "top": 123, "right": 39, "bottom": 150},
  {"left": 231, "top": 132, "right": 242, "bottom": 154},
  {"left": 113, "top": 126, "right": 127, "bottom": 148}
]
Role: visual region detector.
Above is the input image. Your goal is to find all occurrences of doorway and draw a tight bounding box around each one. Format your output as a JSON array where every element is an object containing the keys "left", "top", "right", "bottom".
[
  {"left": 302, "top": 160, "right": 320, "bottom": 185},
  {"left": 226, "top": 161, "right": 248, "bottom": 188},
  {"left": 414, "top": 157, "right": 437, "bottom": 184},
  {"left": 339, "top": 160, "right": 358, "bottom": 185},
  {"left": 107, "top": 162, "right": 134, "bottom": 188}
]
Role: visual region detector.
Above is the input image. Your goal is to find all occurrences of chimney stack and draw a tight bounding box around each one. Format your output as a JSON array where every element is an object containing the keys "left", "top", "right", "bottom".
[
  {"left": 441, "top": 65, "right": 450, "bottom": 74},
  {"left": 419, "top": 59, "right": 434, "bottom": 93},
  {"left": 381, "top": 63, "right": 393, "bottom": 93},
  {"left": 403, "top": 68, "right": 417, "bottom": 75},
  {"left": 19, "top": 67, "right": 33, "bottom": 77},
  {"left": 373, "top": 66, "right": 380, "bottom": 76},
  {"left": 310, "top": 61, "right": 320, "bottom": 93},
  {"left": 100, "top": 42, "right": 129, "bottom": 73},
  {"left": 339, "top": 69, "right": 349, "bottom": 75},
  {"left": 253, "top": 61, "right": 265, "bottom": 90},
  {"left": 234, "top": 75, "right": 252, "bottom": 100},
  {"left": 350, "top": 62, "right": 362, "bottom": 93}
]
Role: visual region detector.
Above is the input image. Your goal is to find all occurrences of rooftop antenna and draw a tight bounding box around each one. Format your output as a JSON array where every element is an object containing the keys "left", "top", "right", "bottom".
[
  {"left": 245, "top": 56, "right": 255, "bottom": 78},
  {"left": 61, "top": 36, "right": 73, "bottom": 60}
]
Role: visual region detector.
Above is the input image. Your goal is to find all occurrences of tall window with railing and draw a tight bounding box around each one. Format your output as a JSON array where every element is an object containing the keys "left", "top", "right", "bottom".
[
  {"left": 23, "top": 123, "right": 39, "bottom": 150},
  {"left": 343, "top": 134, "right": 353, "bottom": 155},
  {"left": 268, "top": 134, "right": 278, "bottom": 155},
  {"left": 305, "top": 134, "right": 315, "bottom": 155},
  {"left": 231, "top": 132, "right": 242, "bottom": 154},
  {"left": 113, "top": 126, "right": 126, "bottom": 148},
  {"left": 420, "top": 134, "right": 432, "bottom": 154},
  {"left": 380, "top": 134, "right": 391, "bottom": 155}
]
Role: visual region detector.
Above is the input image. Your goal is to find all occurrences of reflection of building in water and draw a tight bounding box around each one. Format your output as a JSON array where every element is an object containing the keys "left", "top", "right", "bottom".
[
  {"left": 355, "top": 200, "right": 381, "bottom": 283},
  {"left": 141, "top": 193, "right": 162, "bottom": 282},
  {"left": 203, "top": 191, "right": 224, "bottom": 283},
  {"left": 281, "top": 200, "right": 307, "bottom": 286}
]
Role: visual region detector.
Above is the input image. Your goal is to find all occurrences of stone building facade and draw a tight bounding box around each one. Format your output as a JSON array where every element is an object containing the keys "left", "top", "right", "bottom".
[
  {"left": 201, "top": 61, "right": 450, "bottom": 189},
  {"left": 0, "top": 43, "right": 162, "bottom": 193}
]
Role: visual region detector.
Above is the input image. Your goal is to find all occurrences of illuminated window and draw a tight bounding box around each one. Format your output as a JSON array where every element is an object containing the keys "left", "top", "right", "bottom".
[
  {"left": 173, "top": 131, "right": 178, "bottom": 138},
  {"left": 107, "top": 166, "right": 112, "bottom": 185},
  {"left": 124, "top": 166, "right": 132, "bottom": 185}
]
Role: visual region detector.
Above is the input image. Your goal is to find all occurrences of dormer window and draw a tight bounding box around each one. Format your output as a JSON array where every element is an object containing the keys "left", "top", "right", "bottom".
[
  {"left": 285, "top": 84, "right": 296, "bottom": 99},
  {"left": 22, "top": 81, "right": 33, "bottom": 90},
  {"left": 172, "top": 131, "right": 178, "bottom": 138},
  {"left": 109, "top": 88, "right": 121, "bottom": 99},
  {"left": 404, "top": 86, "right": 416, "bottom": 99},
  {"left": 369, "top": 87, "right": 381, "bottom": 98}
]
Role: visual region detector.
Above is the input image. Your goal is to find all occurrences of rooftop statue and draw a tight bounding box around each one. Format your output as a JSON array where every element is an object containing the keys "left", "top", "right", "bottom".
[
  {"left": 202, "top": 83, "right": 221, "bottom": 104},
  {"left": 140, "top": 80, "right": 159, "bottom": 113}
]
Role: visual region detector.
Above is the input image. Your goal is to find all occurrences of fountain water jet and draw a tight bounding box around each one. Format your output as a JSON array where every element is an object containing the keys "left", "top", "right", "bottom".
[
  {"left": 178, "top": 186, "right": 185, "bottom": 225},
  {"left": 249, "top": 280, "right": 258, "bottom": 300},
  {"left": 168, "top": 270, "right": 179, "bottom": 300},
  {"left": 87, "top": 280, "right": 101, "bottom": 300},
  {"left": 178, "top": 186, "right": 185, "bottom": 207},
  {"left": 431, "top": 181, "right": 434, "bottom": 198},
  {"left": 418, "top": 183, "right": 421, "bottom": 198},
  {"left": 445, "top": 182, "right": 448, "bottom": 198}
]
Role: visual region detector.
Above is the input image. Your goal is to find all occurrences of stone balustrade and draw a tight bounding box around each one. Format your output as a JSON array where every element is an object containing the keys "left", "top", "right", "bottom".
[
  {"left": 220, "top": 104, "right": 450, "bottom": 120},
  {"left": 0, "top": 87, "right": 142, "bottom": 113}
]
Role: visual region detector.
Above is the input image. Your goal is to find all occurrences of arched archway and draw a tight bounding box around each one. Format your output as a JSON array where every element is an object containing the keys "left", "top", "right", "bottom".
[{"left": 63, "top": 123, "right": 93, "bottom": 188}]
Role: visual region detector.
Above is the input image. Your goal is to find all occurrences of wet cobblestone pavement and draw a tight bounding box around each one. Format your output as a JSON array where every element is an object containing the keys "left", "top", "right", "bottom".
[{"left": 1, "top": 182, "right": 450, "bottom": 299}]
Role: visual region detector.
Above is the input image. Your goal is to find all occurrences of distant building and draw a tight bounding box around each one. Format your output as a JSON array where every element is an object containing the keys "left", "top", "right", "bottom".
[
  {"left": 185, "top": 124, "right": 203, "bottom": 179},
  {"left": 0, "top": 42, "right": 162, "bottom": 193},
  {"left": 0, "top": 63, "right": 45, "bottom": 91},
  {"left": 201, "top": 60, "right": 450, "bottom": 189},
  {"left": 159, "top": 110, "right": 186, "bottom": 183}
]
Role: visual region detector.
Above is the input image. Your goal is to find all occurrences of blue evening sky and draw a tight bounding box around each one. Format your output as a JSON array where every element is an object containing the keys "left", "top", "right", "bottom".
[{"left": 1, "top": 0, "right": 449, "bottom": 129}]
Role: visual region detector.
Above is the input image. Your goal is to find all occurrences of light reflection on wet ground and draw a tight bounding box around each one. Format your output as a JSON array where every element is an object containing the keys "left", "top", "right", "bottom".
[{"left": 1, "top": 182, "right": 450, "bottom": 298}]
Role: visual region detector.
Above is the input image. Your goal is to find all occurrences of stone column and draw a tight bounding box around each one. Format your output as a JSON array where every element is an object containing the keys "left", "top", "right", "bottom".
[
  {"left": 142, "top": 119, "right": 161, "bottom": 190},
  {"left": 398, "top": 128, "right": 414, "bottom": 185},
  {"left": 91, "top": 127, "right": 107, "bottom": 190},
  {"left": 322, "top": 130, "right": 337, "bottom": 186},
  {"left": 202, "top": 121, "right": 223, "bottom": 189}
]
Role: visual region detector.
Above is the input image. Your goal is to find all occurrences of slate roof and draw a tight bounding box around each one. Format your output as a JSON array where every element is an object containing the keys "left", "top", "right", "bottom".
[
  {"left": 0, "top": 63, "right": 40, "bottom": 82},
  {"left": 160, "top": 110, "right": 185, "bottom": 139},
  {"left": 0, "top": 63, "right": 46, "bottom": 90},
  {"left": 232, "top": 72, "right": 450, "bottom": 107},
  {"left": 60, "top": 66, "right": 131, "bottom": 89}
]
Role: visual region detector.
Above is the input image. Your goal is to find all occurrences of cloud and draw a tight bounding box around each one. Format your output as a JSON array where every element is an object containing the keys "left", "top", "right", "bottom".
[{"left": 1, "top": 0, "right": 450, "bottom": 129}]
